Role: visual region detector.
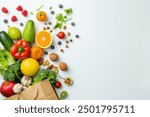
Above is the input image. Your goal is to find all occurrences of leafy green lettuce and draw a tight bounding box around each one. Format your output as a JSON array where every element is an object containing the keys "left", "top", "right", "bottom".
[{"left": 0, "top": 49, "right": 15, "bottom": 74}]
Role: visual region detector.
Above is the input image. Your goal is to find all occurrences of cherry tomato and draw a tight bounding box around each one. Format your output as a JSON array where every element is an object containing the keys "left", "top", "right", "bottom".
[
  {"left": 36, "top": 11, "right": 47, "bottom": 22},
  {"left": 54, "top": 81, "right": 62, "bottom": 88},
  {"left": 57, "top": 31, "right": 66, "bottom": 39}
]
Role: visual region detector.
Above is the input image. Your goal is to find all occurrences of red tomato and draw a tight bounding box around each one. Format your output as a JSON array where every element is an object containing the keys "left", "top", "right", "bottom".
[
  {"left": 57, "top": 31, "right": 66, "bottom": 39},
  {"left": 54, "top": 81, "right": 62, "bottom": 88}
]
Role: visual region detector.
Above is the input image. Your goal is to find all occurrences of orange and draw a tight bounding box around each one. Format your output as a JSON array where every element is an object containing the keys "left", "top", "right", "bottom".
[
  {"left": 35, "top": 30, "right": 53, "bottom": 48},
  {"left": 36, "top": 11, "right": 47, "bottom": 22},
  {"left": 30, "top": 46, "right": 44, "bottom": 60}
]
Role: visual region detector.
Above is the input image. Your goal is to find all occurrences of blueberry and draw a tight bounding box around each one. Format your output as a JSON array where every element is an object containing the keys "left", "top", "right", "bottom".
[
  {"left": 50, "top": 45, "right": 55, "bottom": 49},
  {"left": 75, "top": 34, "right": 79, "bottom": 38},
  {"left": 20, "top": 23, "right": 24, "bottom": 26},
  {"left": 51, "top": 11, "right": 55, "bottom": 14},
  {"left": 4, "top": 19, "right": 8, "bottom": 23},
  {"left": 44, "top": 51, "right": 48, "bottom": 55},
  {"left": 57, "top": 41, "right": 62, "bottom": 45},
  {"left": 71, "top": 22, "right": 75, "bottom": 26},
  {"left": 59, "top": 4, "right": 63, "bottom": 8}
]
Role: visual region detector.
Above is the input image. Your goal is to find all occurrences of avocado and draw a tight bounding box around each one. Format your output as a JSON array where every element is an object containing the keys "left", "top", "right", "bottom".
[{"left": 23, "top": 20, "right": 35, "bottom": 43}]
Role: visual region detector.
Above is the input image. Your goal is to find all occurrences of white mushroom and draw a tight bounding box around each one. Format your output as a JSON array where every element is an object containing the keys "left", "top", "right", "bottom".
[
  {"left": 21, "top": 76, "right": 32, "bottom": 87},
  {"left": 13, "top": 83, "right": 23, "bottom": 94}
]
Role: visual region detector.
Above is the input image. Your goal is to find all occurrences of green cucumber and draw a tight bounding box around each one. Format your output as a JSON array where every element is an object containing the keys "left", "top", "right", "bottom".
[{"left": 0, "top": 31, "right": 14, "bottom": 51}]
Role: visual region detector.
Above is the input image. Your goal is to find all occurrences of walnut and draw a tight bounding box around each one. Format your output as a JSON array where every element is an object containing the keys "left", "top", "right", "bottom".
[
  {"left": 59, "top": 62, "right": 68, "bottom": 71},
  {"left": 49, "top": 53, "right": 59, "bottom": 61}
]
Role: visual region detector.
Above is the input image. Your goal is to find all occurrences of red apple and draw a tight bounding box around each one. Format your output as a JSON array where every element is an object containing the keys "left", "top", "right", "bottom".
[{"left": 0, "top": 81, "right": 16, "bottom": 97}]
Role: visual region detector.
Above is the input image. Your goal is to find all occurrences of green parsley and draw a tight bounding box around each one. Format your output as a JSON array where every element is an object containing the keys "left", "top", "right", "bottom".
[
  {"left": 54, "top": 22, "right": 63, "bottom": 29},
  {"left": 64, "top": 8, "right": 73, "bottom": 15},
  {"left": 54, "top": 8, "right": 73, "bottom": 29},
  {"left": 56, "top": 13, "right": 66, "bottom": 23}
]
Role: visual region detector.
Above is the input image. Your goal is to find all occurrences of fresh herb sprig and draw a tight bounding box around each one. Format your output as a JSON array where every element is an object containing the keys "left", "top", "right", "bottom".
[
  {"left": 54, "top": 8, "right": 73, "bottom": 29},
  {"left": 64, "top": 8, "right": 73, "bottom": 16}
]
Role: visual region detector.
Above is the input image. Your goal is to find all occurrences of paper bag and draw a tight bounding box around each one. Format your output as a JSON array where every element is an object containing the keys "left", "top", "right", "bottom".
[{"left": 5, "top": 79, "right": 58, "bottom": 100}]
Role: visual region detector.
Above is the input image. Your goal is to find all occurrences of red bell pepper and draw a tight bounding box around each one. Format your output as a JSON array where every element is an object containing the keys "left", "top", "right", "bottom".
[{"left": 10, "top": 40, "right": 30, "bottom": 59}]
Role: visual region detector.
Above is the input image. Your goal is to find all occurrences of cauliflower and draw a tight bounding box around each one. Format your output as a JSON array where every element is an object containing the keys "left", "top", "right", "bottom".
[
  {"left": 13, "top": 83, "right": 23, "bottom": 94},
  {"left": 21, "top": 76, "right": 32, "bottom": 87}
]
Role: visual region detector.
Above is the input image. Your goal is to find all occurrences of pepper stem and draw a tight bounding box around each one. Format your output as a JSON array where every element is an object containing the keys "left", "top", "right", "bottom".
[{"left": 18, "top": 46, "right": 24, "bottom": 53}]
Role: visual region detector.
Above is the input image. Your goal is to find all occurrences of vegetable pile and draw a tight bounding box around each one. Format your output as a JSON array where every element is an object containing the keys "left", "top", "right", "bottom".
[{"left": 0, "top": 3, "right": 79, "bottom": 100}]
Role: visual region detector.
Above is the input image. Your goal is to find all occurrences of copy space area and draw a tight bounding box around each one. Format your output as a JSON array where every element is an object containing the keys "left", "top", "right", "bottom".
[{"left": 0, "top": 0, "right": 150, "bottom": 99}]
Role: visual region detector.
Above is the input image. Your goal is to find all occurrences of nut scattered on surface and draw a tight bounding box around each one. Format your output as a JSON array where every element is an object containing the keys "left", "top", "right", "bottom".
[
  {"left": 53, "top": 66, "right": 59, "bottom": 74},
  {"left": 50, "top": 30, "right": 53, "bottom": 33},
  {"left": 64, "top": 77, "right": 73, "bottom": 86},
  {"left": 59, "top": 62, "right": 68, "bottom": 71},
  {"left": 65, "top": 45, "right": 69, "bottom": 48},
  {"left": 47, "top": 26, "right": 50, "bottom": 30},
  {"left": 66, "top": 40, "right": 69, "bottom": 44},
  {"left": 47, "top": 64, "right": 54, "bottom": 70},
  {"left": 67, "top": 32, "right": 71, "bottom": 36},
  {"left": 63, "top": 25, "right": 67, "bottom": 30},
  {"left": 69, "top": 39, "right": 73, "bottom": 42},
  {"left": 43, "top": 27, "right": 46, "bottom": 30},
  {"left": 38, "top": 58, "right": 44, "bottom": 65},
  {"left": 49, "top": 52, "right": 59, "bottom": 61},
  {"left": 48, "top": 22, "right": 52, "bottom": 25},
  {"left": 60, "top": 49, "right": 64, "bottom": 53},
  {"left": 43, "top": 60, "right": 50, "bottom": 66}
]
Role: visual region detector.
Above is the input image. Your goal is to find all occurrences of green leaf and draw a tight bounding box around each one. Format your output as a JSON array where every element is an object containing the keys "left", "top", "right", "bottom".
[
  {"left": 9, "top": 63, "right": 21, "bottom": 81},
  {"left": 54, "top": 22, "right": 63, "bottom": 29},
  {"left": 56, "top": 13, "right": 65, "bottom": 23},
  {"left": 64, "top": 8, "right": 73, "bottom": 16}
]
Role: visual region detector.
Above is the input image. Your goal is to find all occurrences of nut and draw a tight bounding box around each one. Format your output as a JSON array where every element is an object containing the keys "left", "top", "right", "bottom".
[
  {"left": 64, "top": 77, "right": 73, "bottom": 86},
  {"left": 53, "top": 66, "right": 59, "bottom": 74},
  {"left": 49, "top": 53, "right": 59, "bottom": 61},
  {"left": 59, "top": 62, "right": 68, "bottom": 71},
  {"left": 60, "top": 49, "right": 64, "bottom": 53},
  {"left": 65, "top": 45, "right": 69, "bottom": 48},
  {"left": 43, "top": 60, "right": 50, "bottom": 66},
  {"left": 38, "top": 58, "right": 44, "bottom": 65},
  {"left": 47, "top": 64, "right": 54, "bottom": 70}
]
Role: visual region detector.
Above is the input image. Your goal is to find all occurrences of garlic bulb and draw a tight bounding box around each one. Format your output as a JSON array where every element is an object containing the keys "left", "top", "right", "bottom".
[
  {"left": 21, "top": 76, "right": 32, "bottom": 87},
  {"left": 13, "top": 83, "right": 23, "bottom": 94}
]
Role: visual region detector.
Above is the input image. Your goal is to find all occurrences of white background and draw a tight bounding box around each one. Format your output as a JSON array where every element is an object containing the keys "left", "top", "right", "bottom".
[
  {"left": 0, "top": 0, "right": 150, "bottom": 100},
  {"left": 0, "top": 100, "right": 150, "bottom": 117}
]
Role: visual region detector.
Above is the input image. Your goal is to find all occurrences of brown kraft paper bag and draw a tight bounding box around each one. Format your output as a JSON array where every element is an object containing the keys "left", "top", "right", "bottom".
[{"left": 5, "top": 79, "right": 59, "bottom": 100}]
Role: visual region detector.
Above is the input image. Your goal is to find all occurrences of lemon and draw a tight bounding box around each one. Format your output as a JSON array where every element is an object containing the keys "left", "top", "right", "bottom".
[
  {"left": 21, "top": 58, "right": 40, "bottom": 76},
  {"left": 8, "top": 27, "right": 21, "bottom": 40}
]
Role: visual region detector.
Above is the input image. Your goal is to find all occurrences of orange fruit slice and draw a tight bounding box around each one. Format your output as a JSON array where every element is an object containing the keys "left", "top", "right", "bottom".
[{"left": 35, "top": 30, "right": 53, "bottom": 48}]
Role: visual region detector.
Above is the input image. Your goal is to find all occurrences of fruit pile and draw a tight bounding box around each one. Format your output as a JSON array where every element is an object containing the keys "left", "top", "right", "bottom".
[{"left": 0, "top": 4, "right": 79, "bottom": 100}]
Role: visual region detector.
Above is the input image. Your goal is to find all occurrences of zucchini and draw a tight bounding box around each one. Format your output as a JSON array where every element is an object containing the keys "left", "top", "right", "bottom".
[{"left": 0, "top": 31, "right": 14, "bottom": 51}]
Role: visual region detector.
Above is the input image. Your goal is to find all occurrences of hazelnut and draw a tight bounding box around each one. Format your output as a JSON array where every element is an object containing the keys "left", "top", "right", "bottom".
[
  {"left": 59, "top": 62, "right": 68, "bottom": 71},
  {"left": 49, "top": 53, "right": 59, "bottom": 61}
]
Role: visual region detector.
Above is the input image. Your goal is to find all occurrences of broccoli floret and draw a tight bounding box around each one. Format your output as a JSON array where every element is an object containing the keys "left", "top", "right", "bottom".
[{"left": 32, "top": 69, "right": 57, "bottom": 85}]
